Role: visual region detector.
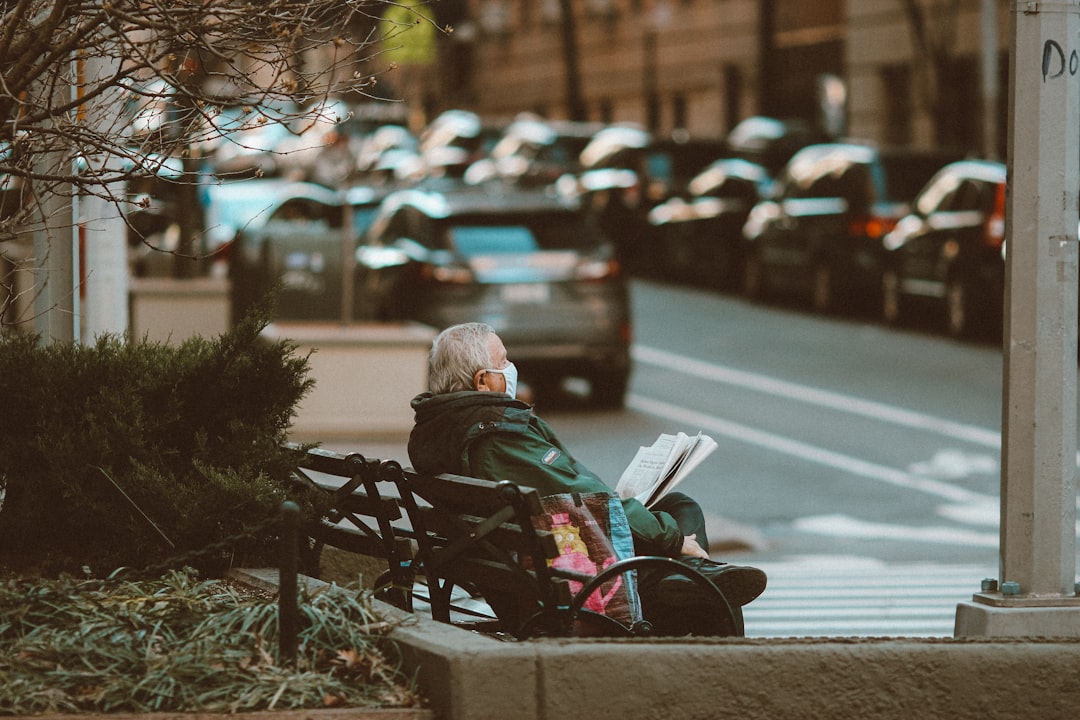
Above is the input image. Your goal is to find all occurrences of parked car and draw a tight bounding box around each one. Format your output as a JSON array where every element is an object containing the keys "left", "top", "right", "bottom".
[
  {"left": 464, "top": 115, "right": 605, "bottom": 187},
  {"left": 354, "top": 184, "right": 632, "bottom": 407},
  {"left": 206, "top": 102, "right": 299, "bottom": 179},
  {"left": 723, "top": 115, "right": 829, "bottom": 176},
  {"left": 417, "top": 109, "right": 508, "bottom": 179},
  {"left": 574, "top": 126, "right": 730, "bottom": 272},
  {"left": 645, "top": 157, "right": 773, "bottom": 288},
  {"left": 740, "top": 141, "right": 963, "bottom": 313},
  {"left": 223, "top": 179, "right": 389, "bottom": 322},
  {"left": 879, "top": 159, "right": 1006, "bottom": 338}
]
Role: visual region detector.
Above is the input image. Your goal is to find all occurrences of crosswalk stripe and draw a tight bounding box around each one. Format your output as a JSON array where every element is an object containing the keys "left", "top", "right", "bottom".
[{"left": 742, "top": 561, "right": 993, "bottom": 638}]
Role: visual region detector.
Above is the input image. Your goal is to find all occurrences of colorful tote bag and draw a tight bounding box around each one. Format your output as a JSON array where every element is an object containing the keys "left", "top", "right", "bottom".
[{"left": 538, "top": 491, "right": 643, "bottom": 627}]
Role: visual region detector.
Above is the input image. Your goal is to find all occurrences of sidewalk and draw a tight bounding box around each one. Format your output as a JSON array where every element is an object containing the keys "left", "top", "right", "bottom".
[{"left": 234, "top": 568, "right": 1080, "bottom": 720}]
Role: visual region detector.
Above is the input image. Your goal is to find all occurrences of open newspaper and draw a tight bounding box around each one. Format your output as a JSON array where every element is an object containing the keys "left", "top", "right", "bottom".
[{"left": 614, "top": 431, "right": 718, "bottom": 508}]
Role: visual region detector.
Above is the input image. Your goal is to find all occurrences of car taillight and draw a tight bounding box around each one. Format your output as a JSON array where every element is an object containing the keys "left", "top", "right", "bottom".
[
  {"left": 575, "top": 256, "right": 621, "bottom": 281},
  {"left": 848, "top": 214, "right": 898, "bottom": 239},
  {"left": 983, "top": 183, "right": 1006, "bottom": 249},
  {"left": 208, "top": 240, "right": 232, "bottom": 278},
  {"left": 418, "top": 262, "right": 473, "bottom": 284}
]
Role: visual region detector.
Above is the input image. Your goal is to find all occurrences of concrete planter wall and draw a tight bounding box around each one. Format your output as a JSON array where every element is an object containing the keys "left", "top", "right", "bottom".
[
  {"left": 261, "top": 322, "right": 436, "bottom": 441},
  {"left": 232, "top": 568, "right": 1080, "bottom": 720},
  {"left": 129, "top": 277, "right": 230, "bottom": 345}
]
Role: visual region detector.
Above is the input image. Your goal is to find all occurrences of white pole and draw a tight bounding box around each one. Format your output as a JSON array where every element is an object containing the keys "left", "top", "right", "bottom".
[
  {"left": 999, "top": 0, "right": 1080, "bottom": 601},
  {"left": 78, "top": 54, "right": 128, "bottom": 341}
]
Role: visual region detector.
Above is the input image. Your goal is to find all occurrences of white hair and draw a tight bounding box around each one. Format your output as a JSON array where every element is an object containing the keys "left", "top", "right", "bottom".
[{"left": 427, "top": 322, "right": 496, "bottom": 394}]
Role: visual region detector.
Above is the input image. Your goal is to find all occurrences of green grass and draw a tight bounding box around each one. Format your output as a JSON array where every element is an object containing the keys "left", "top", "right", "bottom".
[{"left": 0, "top": 568, "right": 425, "bottom": 715}]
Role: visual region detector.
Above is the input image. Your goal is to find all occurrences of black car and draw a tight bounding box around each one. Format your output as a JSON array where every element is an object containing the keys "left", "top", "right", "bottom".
[
  {"left": 417, "top": 109, "right": 508, "bottom": 180},
  {"left": 354, "top": 184, "right": 632, "bottom": 407},
  {"left": 464, "top": 115, "right": 605, "bottom": 188},
  {"left": 741, "top": 142, "right": 962, "bottom": 313},
  {"left": 645, "top": 157, "right": 772, "bottom": 288},
  {"left": 574, "top": 126, "right": 730, "bottom": 272},
  {"left": 880, "top": 159, "right": 1006, "bottom": 338},
  {"left": 723, "top": 115, "right": 829, "bottom": 176}
]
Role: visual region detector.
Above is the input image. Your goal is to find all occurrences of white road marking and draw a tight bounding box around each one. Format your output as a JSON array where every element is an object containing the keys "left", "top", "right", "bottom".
[
  {"left": 908, "top": 449, "right": 998, "bottom": 479},
  {"left": 792, "top": 513, "right": 998, "bottom": 546},
  {"left": 626, "top": 394, "right": 994, "bottom": 505},
  {"left": 742, "top": 558, "right": 994, "bottom": 637},
  {"left": 633, "top": 344, "right": 1001, "bottom": 447}
]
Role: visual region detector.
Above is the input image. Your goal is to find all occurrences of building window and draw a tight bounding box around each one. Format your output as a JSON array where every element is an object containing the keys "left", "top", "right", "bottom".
[{"left": 880, "top": 64, "right": 911, "bottom": 146}]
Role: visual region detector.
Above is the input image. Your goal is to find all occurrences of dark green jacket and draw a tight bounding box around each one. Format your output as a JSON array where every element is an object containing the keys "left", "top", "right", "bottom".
[{"left": 408, "top": 390, "right": 684, "bottom": 557}]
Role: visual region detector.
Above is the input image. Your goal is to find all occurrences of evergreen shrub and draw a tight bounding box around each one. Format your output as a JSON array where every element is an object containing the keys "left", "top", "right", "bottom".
[{"left": 0, "top": 313, "right": 325, "bottom": 578}]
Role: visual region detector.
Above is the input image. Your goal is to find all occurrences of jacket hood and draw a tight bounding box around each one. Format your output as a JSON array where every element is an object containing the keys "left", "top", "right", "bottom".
[{"left": 408, "top": 391, "right": 533, "bottom": 475}]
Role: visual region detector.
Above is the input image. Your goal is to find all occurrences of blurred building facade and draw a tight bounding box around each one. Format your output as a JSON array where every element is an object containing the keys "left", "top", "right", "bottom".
[{"left": 417, "top": 0, "right": 1008, "bottom": 158}]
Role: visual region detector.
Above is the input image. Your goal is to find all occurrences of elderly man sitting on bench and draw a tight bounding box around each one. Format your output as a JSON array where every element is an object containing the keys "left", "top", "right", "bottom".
[{"left": 406, "top": 321, "right": 767, "bottom": 636}]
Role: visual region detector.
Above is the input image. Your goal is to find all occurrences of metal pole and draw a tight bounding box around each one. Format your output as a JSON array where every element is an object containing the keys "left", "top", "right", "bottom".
[
  {"left": 279, "top": 501, "right": 300, "bottom": 667},
  {"left": 999, "top": 0, "right": 1079, "bottom": 600},
  {"left": 32, "top": 57, "right": 78, "bottom": 345},
  {"left": 32, "top": 177, "right": 76, "bottom": 345},
  {"left": 340, "top": 197, "right": 354, "bottom": 325},
  {"left": 957, "top": 0, "right": 1080, "bottom": 637},
  {"left": 79, "top": 52, "right": 128, "bottom": 341}
]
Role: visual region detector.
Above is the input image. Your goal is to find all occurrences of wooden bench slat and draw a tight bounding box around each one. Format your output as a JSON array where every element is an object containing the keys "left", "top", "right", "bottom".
[
  {"left": 308, "top": 520, "right": 414, "bottom": 560},
  {"left": 405, "top": 470, "right": 544, "bottom": 516}
]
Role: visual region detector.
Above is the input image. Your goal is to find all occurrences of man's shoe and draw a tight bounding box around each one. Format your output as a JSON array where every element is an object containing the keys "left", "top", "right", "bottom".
[{"left": 657, "top": 558, "right": 767, "bottom": 608}]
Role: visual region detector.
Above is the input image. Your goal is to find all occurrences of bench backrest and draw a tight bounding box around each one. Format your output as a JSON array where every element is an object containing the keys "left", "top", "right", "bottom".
[
  {"left": 391, "top": 466, "right": 576, "bottom": 637},
  {"left": 289, "top": 445, "right": 415, "bottom": 609}
]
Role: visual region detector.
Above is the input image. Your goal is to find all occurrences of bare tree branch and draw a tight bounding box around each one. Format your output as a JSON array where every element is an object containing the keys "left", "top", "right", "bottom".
[{"left": 0, "top": 0, "right": 446, "bottom": 322}]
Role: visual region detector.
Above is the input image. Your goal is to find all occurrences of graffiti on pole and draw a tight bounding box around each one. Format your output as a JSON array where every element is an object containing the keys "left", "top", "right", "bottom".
[{"left": 1042, "top": 39, "right": 1078, "bottom": 81}]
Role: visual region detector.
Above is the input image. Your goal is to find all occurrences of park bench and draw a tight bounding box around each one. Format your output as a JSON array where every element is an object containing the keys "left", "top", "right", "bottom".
[
  {"left": 288, "top": 444, "right": 416, "bottom": 611},
  {"left": 289, "top": 445, "right": 739, "bottom": 639}
]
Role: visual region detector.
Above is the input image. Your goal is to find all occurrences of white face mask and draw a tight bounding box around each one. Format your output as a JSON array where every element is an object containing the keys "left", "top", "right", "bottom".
[{"left": 482, "top": 362, "right": 518, "bottom": 399}]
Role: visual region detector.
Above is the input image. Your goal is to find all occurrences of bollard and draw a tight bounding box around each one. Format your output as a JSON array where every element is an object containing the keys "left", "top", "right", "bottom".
[{"left": 279, "top": 500, "right": 300, "bottom": 668}]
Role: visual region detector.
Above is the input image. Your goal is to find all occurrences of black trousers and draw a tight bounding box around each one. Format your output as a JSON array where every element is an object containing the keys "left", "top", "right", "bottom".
[
  {"left": 638, "top": 491, "right": 745, "bottom": 637},
  {"left": 650, "top": 491, "right": 710, "bottom": 553}
]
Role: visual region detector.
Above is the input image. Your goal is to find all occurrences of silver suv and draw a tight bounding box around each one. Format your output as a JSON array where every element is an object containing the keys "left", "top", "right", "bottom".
[{"left": 355, "top": 183, "right": 632, "bottom": 407}]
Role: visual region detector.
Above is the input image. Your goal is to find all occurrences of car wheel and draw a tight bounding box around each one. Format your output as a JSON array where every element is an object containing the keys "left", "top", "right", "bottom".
[
  {"left": 810, "top": 260, "right": 833, "bottom": 313},
  {"left": 590, "top": 370, "right": 629, "bottom": 409},
  {"left": 881, "top": 268, "right": 903, "bottom": 325},
  {"left": 944, "top": 276, "right": 972, "bottom": 338},
  {"left": 742, "top": 251, "right": 765, "bottom": 300}
]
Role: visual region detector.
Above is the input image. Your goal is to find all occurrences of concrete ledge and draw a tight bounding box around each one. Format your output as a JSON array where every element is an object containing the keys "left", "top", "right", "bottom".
[
  {"left": 956, "top": 599, "right": 1080, "bottom": 637},
  {"left": 261, "top": 321, "right": 435, "bottom": 440},
  {"left": 232, "top": 569, "right": 1080, "bottom": 720},
  {"left": 129, "top": 277, "right": 230, "bottom": 344}
]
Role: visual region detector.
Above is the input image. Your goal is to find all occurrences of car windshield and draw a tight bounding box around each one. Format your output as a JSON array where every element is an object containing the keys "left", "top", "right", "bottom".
[
  {"left": 450, "top": 225, "right": 538, "bottom": 255},
  {"left": 441, "top": 211, "right": 597, "bottom": 253},
  {"left": 352, "top": 206, "right": 380, "bottom": 236}
]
